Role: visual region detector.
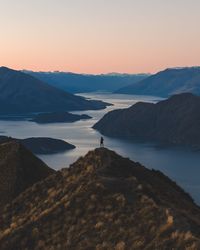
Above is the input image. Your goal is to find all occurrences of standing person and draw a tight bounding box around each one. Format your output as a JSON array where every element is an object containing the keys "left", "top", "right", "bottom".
[{"left": 100, "top": 136, "right": 104, "bottom": 148}]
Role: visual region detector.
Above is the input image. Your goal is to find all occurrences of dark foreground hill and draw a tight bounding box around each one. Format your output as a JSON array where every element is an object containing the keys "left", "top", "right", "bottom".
[
  {"left": 116, "top": 67, "right": 200, "bottom": 97},
  {"left": 94, "top": 93, "right": 200, "bottom": 147},
  {"left": 26, "top": 70, "right": 149, "bottom": 93},
  {"left": 0, "top": 148, "right": 200, "bottom": 249},
  {"left": 0, "top": 67, "right": 109, "bottom": 114},
  {"left": 0, "top": 136, "right": 75, "bottom": 154},
  {"left": 0, "top": 141, "right": 54, "bottom": 208}
]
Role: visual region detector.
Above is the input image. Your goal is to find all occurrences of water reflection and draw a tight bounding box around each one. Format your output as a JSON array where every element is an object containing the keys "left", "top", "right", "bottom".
[{"left": 0, "top": 93, "right": 200, "bottom": 204}]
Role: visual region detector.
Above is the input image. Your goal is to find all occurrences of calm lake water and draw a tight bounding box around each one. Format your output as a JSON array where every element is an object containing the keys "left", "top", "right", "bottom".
[{"left": 1, "top": 93, "right": 200, "bottom": 204}]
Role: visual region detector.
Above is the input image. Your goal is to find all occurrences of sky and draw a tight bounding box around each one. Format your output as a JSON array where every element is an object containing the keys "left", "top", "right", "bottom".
[{"left": 0, "top": 0, "right": 200, "bottom": 74}]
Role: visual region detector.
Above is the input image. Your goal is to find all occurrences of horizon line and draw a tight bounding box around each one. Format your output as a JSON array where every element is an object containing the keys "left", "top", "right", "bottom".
[{"left": 2, "top": 65, "right": 200, "bottom": 76}]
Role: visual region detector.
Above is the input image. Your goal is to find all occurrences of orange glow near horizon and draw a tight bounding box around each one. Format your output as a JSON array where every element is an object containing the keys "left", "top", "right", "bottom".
[{"left": 0, "top": 0, "right": 200, "bottom": 74}]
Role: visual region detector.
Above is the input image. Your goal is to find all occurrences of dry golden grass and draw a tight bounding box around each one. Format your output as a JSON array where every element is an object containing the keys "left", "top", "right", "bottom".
[{"left": 0, "top": 148, "right": 199, "bottom": 250}]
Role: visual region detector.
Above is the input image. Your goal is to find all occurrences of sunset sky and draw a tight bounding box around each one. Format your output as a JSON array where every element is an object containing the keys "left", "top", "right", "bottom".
[{"left": 0, "top": 0, "right": 200, "bottom": 74}]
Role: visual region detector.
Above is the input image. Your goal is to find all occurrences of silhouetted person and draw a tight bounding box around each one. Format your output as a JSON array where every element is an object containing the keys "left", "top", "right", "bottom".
[{"left": 100, "top": 137, "right": 104, "bottom": 148}]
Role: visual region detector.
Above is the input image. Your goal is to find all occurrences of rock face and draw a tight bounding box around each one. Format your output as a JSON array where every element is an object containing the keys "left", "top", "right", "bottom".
[
  {"left": 26, "top": 70, "right": 149, "bottom": 93},
  {"left": 116, "top": 67, "right": 200, "bottom": 97},
  {"left": 0, "top": 136, "right": 75, "bottom": 154},
  {"left": 0, "top": 141, "right": 54, "bottom": 207},
  {"left": 94, "top": 93, "right": 200, "bottom": 147},
  {"left": 0, "top": 67, "right": 108, "bottom": 114},
  {"left": 0, "top": 148, "right": 200, "bottom": 249},
  {"left": 31, "top": 112, "right": 92, "bottom": 124}
]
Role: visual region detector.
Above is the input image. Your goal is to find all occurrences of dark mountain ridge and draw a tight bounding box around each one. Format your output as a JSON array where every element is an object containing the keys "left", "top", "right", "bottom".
[
  {"left": 0, "top": 148, "right": 200, "bottom": 249},
  {"left": 0, "top": 67, "right": 109, "bottom": 114},
  {"left": 116, "top": 67, "right": 200, "bottom": 97},
  {"left": 94, "top": 93, "right": 200, "bottom": 147}
]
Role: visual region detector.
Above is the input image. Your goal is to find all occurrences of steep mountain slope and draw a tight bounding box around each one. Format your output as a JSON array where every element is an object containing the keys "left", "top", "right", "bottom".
[
  {"left": 25, "top": 70, "right": 149, "bottom": 93},
  {"left": 0, "top": 148, "right": 200, "bottom": 249},
  {"left": 0, "top": 67, "right": 108, "bottom": 114},
  {"left": 0, "top": 141, "right": 54, "bottom": 207},
  {"left": 94, "top": 93, "right": 200, "bottom": 147},
  {"left": 116, "top": 67, "right": 200, "bottom": 97}
]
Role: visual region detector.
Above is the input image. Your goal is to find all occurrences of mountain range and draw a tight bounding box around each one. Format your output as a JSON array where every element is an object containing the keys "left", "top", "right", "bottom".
[
  {"left": 94, "top": 93, "right": 200, "bottom": 147},
  {"left": 116, "top": 67, "right": 200, "bottom": 97},
  {"left": 0, "top": 146, "right": 200, "bottom": 249},
  {"left": 0, "top": 67, "right": 109, "bottom": 115},
  {"left": 25, "top": 70, "right": 149, "bottom": 93}
]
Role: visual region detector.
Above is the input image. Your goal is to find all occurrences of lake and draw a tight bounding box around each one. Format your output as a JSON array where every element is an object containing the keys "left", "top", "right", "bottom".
[{"left": 1, "top": 93, "right": 200, "bottom": 204}]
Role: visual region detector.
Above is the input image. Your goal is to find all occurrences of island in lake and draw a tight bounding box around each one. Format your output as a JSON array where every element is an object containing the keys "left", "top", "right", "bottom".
[
  {"left": 0, "top": 136, "right": 75, "bottom": 154},
  {"left": 31, "top": 112, "right": 92, "bottom": 124}
]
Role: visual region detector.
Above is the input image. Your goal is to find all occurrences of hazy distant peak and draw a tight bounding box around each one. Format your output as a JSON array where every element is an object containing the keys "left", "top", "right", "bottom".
[
  {"left": 116, "top": 66, "right": 200, "bottom": 97},
  {"left": 25, "top": 70, "right": 149, "bottom": 93}
]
